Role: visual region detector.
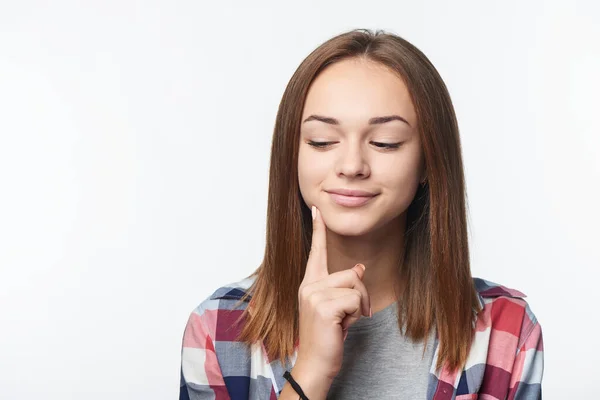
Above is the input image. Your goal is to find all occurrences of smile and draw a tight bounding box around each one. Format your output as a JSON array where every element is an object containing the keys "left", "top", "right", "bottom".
[{"left": 327, "top": 192, "right": 378, "bottom": 207}]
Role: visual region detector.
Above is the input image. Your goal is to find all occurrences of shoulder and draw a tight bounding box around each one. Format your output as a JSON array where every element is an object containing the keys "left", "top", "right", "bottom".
[
  {"left": 182, "top": 275, "right": 257, "bottom": 342},
  {"left": 180, "top": 275, "right": 282, "bottom": 398},
  {"left": 434, "top": 278, "right": 543, "bottom": 397},
  {"left": 473, "top": 277, "right": 527, "bottom": 299},
  {"left": 472, "top": 277, "right": 542, "bottom": 352},
  {"left": 466, "top": 281, "right": 544, "bottom": 396}
]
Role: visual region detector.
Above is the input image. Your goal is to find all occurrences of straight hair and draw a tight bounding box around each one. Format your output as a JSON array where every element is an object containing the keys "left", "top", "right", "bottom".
[{"left": 235, "top": 28, "right": 481, "bottom": 373}]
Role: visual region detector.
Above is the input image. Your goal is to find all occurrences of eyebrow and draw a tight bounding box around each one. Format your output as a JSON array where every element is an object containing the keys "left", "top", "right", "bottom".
[{"left": 302, "top": 114, "right": 411, "bottom": 127}]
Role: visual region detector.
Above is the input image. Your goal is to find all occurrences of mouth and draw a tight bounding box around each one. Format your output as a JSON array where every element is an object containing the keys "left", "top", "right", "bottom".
[{"left": 325, "top": 189, "right": 379, "bottom": 208}]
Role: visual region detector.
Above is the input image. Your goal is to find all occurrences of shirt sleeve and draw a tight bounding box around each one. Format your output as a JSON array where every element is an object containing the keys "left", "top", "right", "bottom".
[
  {"left": 507, "top": 317, "right": 544, "bottom": 399},
  {"left": 179, "top": 306, "right": 231, "bottom": 400}
]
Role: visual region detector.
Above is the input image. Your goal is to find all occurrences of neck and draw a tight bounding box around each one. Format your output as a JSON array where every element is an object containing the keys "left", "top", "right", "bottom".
[{"left": 326, "top": 214, "right": 406, "bottom": 314}]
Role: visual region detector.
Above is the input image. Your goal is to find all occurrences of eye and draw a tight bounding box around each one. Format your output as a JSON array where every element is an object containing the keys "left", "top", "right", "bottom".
[
  {"left": 307, "top": 140, "right": 337, "bottom": 148},
  {"left": 307, "top": 140, "right": 403, "bottom": 150},
  {"left": 371, "top": 142, "right": 402, "bottom": 149}
]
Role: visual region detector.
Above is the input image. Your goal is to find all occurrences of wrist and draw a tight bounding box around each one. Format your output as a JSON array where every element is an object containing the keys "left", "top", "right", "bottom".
[{"left": 287, "top": 360, "right": 334, "bottom": 400}]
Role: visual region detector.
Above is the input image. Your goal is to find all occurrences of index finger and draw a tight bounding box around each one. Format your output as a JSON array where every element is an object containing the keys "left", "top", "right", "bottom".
[{"left": 303, "top": 205, "right": 329, "bottom": 282}]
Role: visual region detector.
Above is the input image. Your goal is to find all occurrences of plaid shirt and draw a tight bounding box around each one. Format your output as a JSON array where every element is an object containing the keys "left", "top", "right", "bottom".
[{"left": 179, "top": 276, "right": 543, "bottom": 400}]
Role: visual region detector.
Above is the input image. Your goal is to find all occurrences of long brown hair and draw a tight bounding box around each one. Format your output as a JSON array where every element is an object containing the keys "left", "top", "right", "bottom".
[{"left": 236, "top": 28, "right": 481, "bottom": 373}]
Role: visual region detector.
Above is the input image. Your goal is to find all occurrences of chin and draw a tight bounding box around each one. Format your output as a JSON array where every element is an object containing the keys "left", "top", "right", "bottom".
[
  {"left": 328, "top": 225, "right": 373, "bottom": 237},
  {"left": 321, "top": 214, "right": 378, "bottom": 237}
]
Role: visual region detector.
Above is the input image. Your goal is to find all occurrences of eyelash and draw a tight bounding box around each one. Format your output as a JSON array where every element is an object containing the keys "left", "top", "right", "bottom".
[{"left": 307, "top": 140, "right": 402, "bottom": 150}]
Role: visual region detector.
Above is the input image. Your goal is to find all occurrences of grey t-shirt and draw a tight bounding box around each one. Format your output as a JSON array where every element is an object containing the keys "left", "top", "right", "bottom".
[{"left": 326, "top": 300, "right": 436, "bottom": 399}]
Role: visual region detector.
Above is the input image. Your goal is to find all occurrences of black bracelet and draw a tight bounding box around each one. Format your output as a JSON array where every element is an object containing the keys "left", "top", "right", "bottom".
[{"left": 283, "top": 370, "right": 309, "bottom": 400}]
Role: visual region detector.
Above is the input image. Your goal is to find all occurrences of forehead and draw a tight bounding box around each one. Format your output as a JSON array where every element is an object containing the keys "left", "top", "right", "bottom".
[{"left": 302, "top": 58, "right": 416, "bottom": 127}]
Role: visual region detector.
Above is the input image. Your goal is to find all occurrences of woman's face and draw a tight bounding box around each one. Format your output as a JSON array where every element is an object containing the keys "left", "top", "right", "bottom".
[{"left": 298, "top": 58, "right": 426, "bottom": 237}]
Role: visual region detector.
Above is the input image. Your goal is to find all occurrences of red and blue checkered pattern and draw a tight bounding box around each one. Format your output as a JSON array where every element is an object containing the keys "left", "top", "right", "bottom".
[{"left": 179, "top": 276, "right": 543, "bottom": 399}]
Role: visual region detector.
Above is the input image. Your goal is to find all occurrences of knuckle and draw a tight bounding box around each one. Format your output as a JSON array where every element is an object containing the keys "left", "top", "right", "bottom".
[
  {"left": 350, "top": 268, "right": 361, "bottom": 281},
  {"left": 299, "top": 284, "right": 315, "bottom": 301},
  {"left": 343, "top": 267, "right": 358, "bottom": 282},
  {"left": 298, "top": 285, "right": 309, "bottom": 300},
  {"left": 306, "top": 290, "right": 321, "bottom": 309},
  {"left": 348, "top": 271, "right": 363, "bottom": 288}
]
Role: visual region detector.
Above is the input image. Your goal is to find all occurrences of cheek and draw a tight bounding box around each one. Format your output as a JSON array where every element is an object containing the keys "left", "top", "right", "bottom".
[
  {"left": 298, "top": 156, "right": 334, "bottom": 211},
  {"left": 377, "top": 156, "right": 422, "bottom": 207},
  {"left": 297, "top": 168, "right": 309, "bottom": 203},
  {"left": 297, "top": 150, "right": 323, "bottom": 204},
  {"left": 384, "top": 164, "right": 421, "bottom": 189},
  {"left": 298, "top": 147, "right": 329, "bottom": 178},
  {"left": 383, "top": 145, "right": 424, "bottom": 185}
]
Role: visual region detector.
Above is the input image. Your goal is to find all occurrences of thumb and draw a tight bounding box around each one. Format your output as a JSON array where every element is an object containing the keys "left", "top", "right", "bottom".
[{"left": 351, "top": 263, "right": 366, "bottom": 280}]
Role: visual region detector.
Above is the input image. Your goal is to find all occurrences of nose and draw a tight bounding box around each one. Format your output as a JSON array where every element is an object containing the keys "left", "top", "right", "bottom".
[{"left": 335, "top": 140, "right": 371, "bottom": 179}]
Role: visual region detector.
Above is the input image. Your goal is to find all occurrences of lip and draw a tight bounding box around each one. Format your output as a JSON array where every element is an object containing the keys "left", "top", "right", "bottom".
[
  {"left": 325, "top": 189, "right": 378, "bottom": 207},
  {"left": 326, "top": 188, "right": 378, "bottom": 197}
]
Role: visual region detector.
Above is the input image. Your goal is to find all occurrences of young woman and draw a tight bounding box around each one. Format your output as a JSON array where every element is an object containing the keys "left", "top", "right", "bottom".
[{"left": 179, "top": 29, "right": 544, "bottom": 400}]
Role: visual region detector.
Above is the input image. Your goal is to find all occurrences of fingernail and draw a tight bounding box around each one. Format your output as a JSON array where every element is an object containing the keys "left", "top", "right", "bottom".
[
  {"left": 311, "top": 206, "right": 316, "bottom": 220},
  {"left": 356, "top": 263, "right": 365, "bottom": 271},
  {"left": 369, "top": 307, "right": 372, "bottom": 318},
  {"left": 343, "top": 330, "right": 348, "bottom": 341}
]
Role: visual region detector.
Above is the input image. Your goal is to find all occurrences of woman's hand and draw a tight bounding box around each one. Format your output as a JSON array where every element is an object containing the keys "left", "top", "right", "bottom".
[{"left": 281, "top": 206, "right": 370, "bottom": 400}]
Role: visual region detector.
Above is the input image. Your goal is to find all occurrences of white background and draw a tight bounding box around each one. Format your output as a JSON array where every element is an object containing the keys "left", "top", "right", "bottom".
[{"left": 0, "top": 1, "right": 598, "bottom": 399}]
